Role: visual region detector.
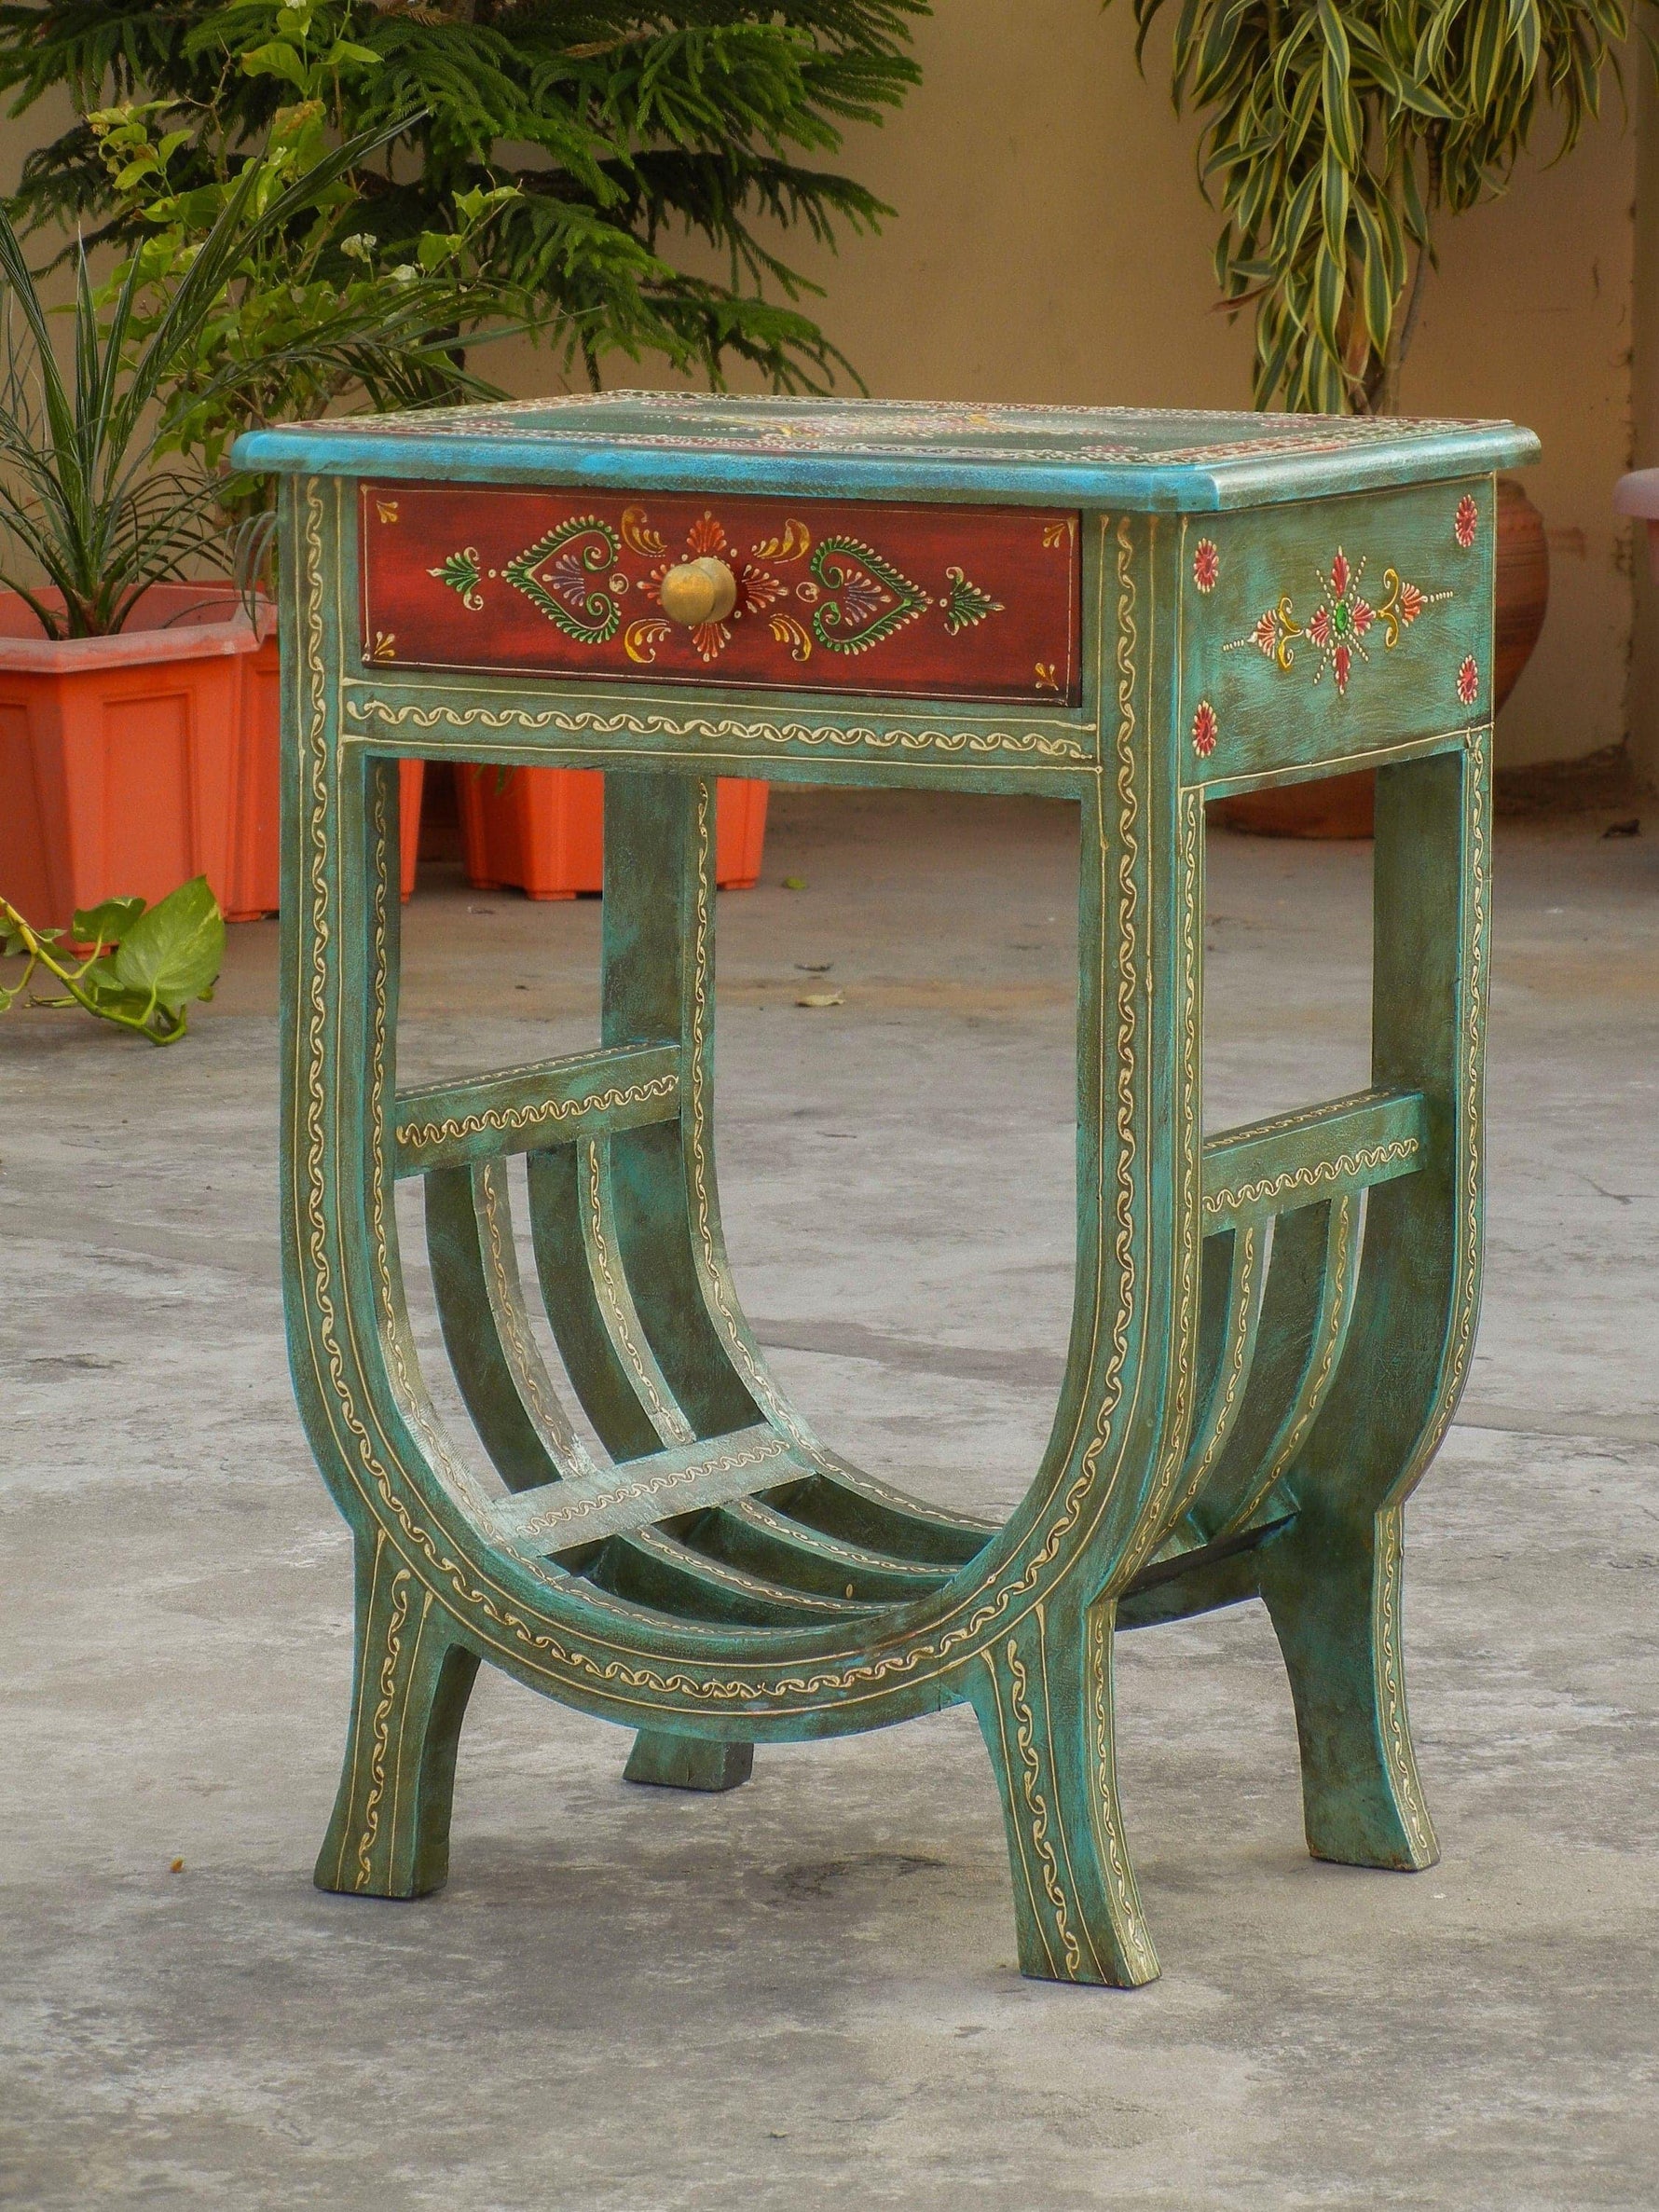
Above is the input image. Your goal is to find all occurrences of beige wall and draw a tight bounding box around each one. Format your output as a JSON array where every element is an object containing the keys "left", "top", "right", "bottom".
[{"left": 5, "top": 12, "right": 1647, "bottom": 770}]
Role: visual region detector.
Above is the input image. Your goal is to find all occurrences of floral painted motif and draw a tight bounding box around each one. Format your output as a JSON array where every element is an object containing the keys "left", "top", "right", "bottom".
[
  {"left": 940, "top": 565, "right": 1004, "bottom": 635},
  {"left": 1377, "top": 570, "right": 1425, "bottom": 646},
  {"left": 1455, "top": 494, "right": 1479, "bottom": 549},
  {"left": 1227, "top": 545, "right": 1451, "bottom": 698},
  {"left": 428, "top": 545, "right": 484, "bottom": 612},
  {"left": 429, "top": 502, "right": 1008, "bottom": 668},
  {"left": 503, "top": 515, "right": 624, "bottom": 645},
  {"left": 1457, "top": 655, "right": 1480, "bottom": 707},
  {"left": 636, "top": 512, "right": 790, "bottom": 663},
  {"left": 1192, "top": 539, "right": 1219, "bottom": 593},
  {"left": 1191, "top": 699, "right": 1218, "bottom": 757}
]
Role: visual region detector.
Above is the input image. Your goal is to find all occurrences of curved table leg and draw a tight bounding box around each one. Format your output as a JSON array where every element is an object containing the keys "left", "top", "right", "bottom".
[
  {"left": 1258, "top": 1503, "right": 1432, "bottom": 1867},
  {"left": 970, "top": 1593, "right": 1159, "bottom": 1988},
  {"left": 316, "top": 1527, "right": 482, "bottom": 1899},
  {"left": 1256, "top": 740, "right": 1488, "bottom": 1871}
]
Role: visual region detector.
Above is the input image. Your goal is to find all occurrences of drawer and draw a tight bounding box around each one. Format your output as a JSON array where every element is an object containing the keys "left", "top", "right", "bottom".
[
  {"left": 360, "top": 484, "right": 1081, "bottom": 705},
  {"left": 1177, "top": 479, "right": 1493, "bottom": 785}
]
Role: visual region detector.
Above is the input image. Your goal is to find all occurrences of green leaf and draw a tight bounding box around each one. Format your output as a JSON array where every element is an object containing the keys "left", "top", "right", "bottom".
[
  {"left": 238, "top": 40, "right": 313, "bottom": 88},
  {"left": 77, "top": 969, "right": 158, "bottom": 1023},
  {"left": 110, "top": 876, "right": 225, "bottom": 1010},
  {"left": 1353, "top": 196, "right": 1394, "bottom": 354},
  {"left": 1312, "top": 238, "right": 1345, "bottom": 358},
  {"left": 1273, "top": 166, "right": 1321, "bottom": 262},
  {"left": 1468, "top": 0, "right": 1509, "bottom": 113},
  {"left": 1316, "top": 0, "right": 1360, "bottom": 166},
  {"left": 1322, "top": 142, "right": 1351, "bottom": 262},
  {"left": 72, "top": 895, "right": 146, "bottom": 946},
  {"left": 1392, "top": 76, "right": 1459, "bottom": 121}
]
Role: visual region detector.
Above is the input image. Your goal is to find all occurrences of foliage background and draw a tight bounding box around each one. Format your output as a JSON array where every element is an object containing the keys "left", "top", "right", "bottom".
[
  {"left": 0, "top": 0, "right": 926, "bottom": 392},
  {"left": 0, "top": 0, "right": 1638, "bottom": 772}
]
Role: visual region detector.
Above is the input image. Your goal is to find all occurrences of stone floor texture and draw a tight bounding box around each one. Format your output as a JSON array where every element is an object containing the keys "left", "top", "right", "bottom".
[{"left": 1, "top": 787, "right": 1655, "bottom": 2210}]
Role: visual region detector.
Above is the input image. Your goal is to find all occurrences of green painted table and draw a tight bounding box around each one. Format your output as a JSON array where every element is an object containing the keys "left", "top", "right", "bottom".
[{"left": 236, "top": 395, "right": 1538, "bottom": 1987}]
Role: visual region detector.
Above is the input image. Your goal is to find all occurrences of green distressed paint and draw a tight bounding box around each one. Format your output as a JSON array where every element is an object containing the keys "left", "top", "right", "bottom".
[{"left": 244, "top": 396, "right": 1520, "bottom": 1986}]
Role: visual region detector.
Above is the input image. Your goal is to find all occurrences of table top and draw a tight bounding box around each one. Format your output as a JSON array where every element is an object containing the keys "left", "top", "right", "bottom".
[{"left": 234, "top": 392, "right": 1538, "bottom": 514}]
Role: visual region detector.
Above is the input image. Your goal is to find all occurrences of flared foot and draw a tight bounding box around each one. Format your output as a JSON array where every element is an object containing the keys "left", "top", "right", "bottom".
[
  {"left": 971, "top": 1596, "right": 1159, "bottom": 1987},
  {"left": 314, "top": 1531, "right": 480, "bottom": 1899},
  {"left": 624, "top": 1730, "right": 754, "bottom": 1792},
  {"left": 1259, "top": 1504, "right": 1439, "bottom": 1871}
]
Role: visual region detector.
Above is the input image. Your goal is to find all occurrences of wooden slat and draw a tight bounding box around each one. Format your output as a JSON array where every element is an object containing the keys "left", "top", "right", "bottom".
[
  {"left": 1164, "top": 1221, "right": 1265, "bottom": 1534},
  {"left": 494, "top": 1422, "right": 808, "bottom": 1553},
  {"left": 602, "top": 1526, "right": 878, "bottom": 1629},
  {"left": 1117, "top": 1517, "right": 1295, "bottom": 1632},
  {"left": 773, "top": 1460, "right": 997, "bottom": 1570},
  {"left": 425, "top": 1159, "right": 604, "bottom": 1492},
  {"left": 683, "top": 1497, "right": 953, "bottom": 1602},
  {"left": 1213, "top": 1194, "right": 1362, "bottom": 1538},
  {"left": 525, "top": 1143, "right": 673, "bottom": 1463},
  {"left": 392, "top": 1042, "right": 680, "bottom": 1178},
  {"left": 1201, "top": 1086, "right": 1425, "bottom": 1231},
  {"left": 569, "top": 1136, "right": 695, "bottom": 1445},
  {"left": 1186, "top": 1198, "right": 1358, "bottom": 1544}
]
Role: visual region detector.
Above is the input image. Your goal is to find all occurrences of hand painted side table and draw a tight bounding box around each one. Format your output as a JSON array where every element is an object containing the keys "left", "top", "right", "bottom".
[{"left": 236, "top": 396, "right": 1538, "bottom": 1986}]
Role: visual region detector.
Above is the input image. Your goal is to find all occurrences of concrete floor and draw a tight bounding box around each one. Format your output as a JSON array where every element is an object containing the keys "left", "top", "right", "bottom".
[{"left": 1, "top": 787, "right": 1655, "bottom": 2209}]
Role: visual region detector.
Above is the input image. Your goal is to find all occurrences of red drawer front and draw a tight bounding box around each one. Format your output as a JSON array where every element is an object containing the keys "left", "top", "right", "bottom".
[{"left": 359, "top": 485, "right": 1081, "bottom": 704}]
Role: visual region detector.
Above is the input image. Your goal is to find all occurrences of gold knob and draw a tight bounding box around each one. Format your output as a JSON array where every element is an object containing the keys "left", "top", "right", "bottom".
[{"left": 660, "top": 556, "right": 737, "bottom": 627}]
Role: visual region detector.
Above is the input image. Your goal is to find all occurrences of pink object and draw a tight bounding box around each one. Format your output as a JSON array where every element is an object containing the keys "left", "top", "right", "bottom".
[{"left": 1613, "top": 471, "right": 1659, "bottom": 581}]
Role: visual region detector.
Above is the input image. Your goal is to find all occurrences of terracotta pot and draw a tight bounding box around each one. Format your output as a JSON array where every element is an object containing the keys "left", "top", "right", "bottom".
[
  {"left": 1491, "top": 475, "right": 1551, "bottom": 708},
  {"left": 225, "top": 628, "right": 423, "bottom": 916},
  {"left": 0, "top": 587, "right": 426, "bottom": 931},
  {"left": 457, "top": 767, "right": 769, "bottom": 898},
  {"left": 0, "top": 584, "right": 261, "bottom": 933},
  {"left": 1214, "top": 474, "right": 1550, "bottom": 839}
]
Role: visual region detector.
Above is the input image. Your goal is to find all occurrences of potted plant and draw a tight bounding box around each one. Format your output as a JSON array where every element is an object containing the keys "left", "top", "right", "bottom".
[
  {"left": 3, "top": 0, "right": 923, "bottom": 900},
  {"left": 1, "top": 0, "right": 920, "bottom": 397},
  {"left": 0, "top": 156, "right": 473, "bottom": 928},
  {"left": 1104, "top": 0, "right": 1607, "bottom": 829},
  {"left": 0, "top": 189, "right": 289, "bottom": 931},
  {"left": 0, "top": 68, "right": 521, "bottom": 929},
  {"left": 53, "top": 19, "right": 522, "bottom": 915}
]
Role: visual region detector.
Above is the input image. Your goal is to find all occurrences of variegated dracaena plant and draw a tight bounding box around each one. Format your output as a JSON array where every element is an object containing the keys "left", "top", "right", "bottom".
[{"left": 1110, "top": 0, "right": 1655, "bottom": 412}]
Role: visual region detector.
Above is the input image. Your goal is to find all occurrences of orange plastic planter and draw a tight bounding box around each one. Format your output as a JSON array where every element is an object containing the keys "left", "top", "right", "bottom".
[
  {"left": 0, "top": 586, "right": 426, "bottom": 934},
  {"left": 0, "top": 585, "right": 259, "bottom": 932},
  {"left": 456, "top": 767, "right": 768, "bottom": 898}
]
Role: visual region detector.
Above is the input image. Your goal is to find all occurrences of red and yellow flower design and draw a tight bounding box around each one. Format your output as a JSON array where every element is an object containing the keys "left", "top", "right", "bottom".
[
  {"left": 1192, "top": 539, "right": 1219, "bottom": 594},
  {"left": 1191, "top": 698, "right": 1218, "bottom": 758},
  {"left": 1455, "top": 494, "right": 1479, "bottom": 550},
  {"left": 629, "top": 511, "right": 788, "bottom": 665},
  {"left": 1225, "top": 545, "right": 1452, "bottom": 701}
]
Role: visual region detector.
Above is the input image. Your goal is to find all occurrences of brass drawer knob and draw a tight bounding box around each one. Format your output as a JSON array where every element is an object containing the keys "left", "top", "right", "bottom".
[{"left": 660, "top": 556, "right": 738, "bottom": 626}]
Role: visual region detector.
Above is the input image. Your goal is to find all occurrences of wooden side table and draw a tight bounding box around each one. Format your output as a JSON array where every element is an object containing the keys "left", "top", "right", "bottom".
[{"left": 237, "top": 396, "right": 1537, "bottom": 1986}]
